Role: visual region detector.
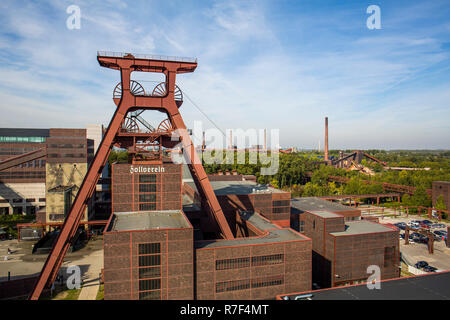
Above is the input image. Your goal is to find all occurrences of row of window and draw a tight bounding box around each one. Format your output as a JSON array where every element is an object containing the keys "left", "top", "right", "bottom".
[
  {"left": 48, "top": 144, "right": 85, "bottom": 149},
  {"left": 138, "top": 175, "right": 158, "bottom": 213},
  {"left": 138, "top": 243, "right": 161, "bottom": 300},
  {"left": 139, "top": 184, "right": 157, "bottom": 193},
  {"left": 0, "top": 198, "right": 46, "bottom": 203},
  {"left": 47, "top": 153, "right": 86, "bottom": 158},
  {"left": 0, "top": 173, "right": 46, "bottom": 179},
  {"left": 215, "top": 254, "right": 284, "bottom": 271},
  {"left": 0, "top": 136, "right": 46, "bottom": 143},
  {"left": 215, "top": 275, "right": 284, "bottom": 293}
]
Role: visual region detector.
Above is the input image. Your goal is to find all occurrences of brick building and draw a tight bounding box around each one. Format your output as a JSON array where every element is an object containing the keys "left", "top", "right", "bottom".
[
  {"left": 0, "top": 127, "right": 102, "bottom": 221},
  {"left": 297, "top": 210, "right": 399, "bottom": 288},
  {"left": 104, "top": 160, "right": 312, "bottom": 300},
  {"left": 184, "top": 179, "right": 291, "bottom": 229},
  {"left": 432, "top": 181, "right": 450, "bottom": 210},
  {"left": 291, "top": 197, "right": 361, "bottom": 233}
]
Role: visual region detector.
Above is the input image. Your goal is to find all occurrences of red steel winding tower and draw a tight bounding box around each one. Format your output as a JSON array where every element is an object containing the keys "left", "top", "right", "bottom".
[{"left": 29, "top": 52, "right": 234, "bottom": 300}]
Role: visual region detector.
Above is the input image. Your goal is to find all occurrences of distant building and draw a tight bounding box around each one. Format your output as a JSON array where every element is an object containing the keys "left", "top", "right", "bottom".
[
  {"left": 432, "top": 181, "right": 450, "bottom": 210},
  {"left": 0, "top": 126, "right": 104, "bottom": 224}
]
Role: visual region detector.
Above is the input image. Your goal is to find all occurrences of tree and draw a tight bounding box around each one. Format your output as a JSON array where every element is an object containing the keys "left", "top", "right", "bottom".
[
  {"left": 435, "top": 195, "right": 447, "bottom": 210},
  {"left": 410, "top": 185, "right": 431, "bottom": 207}
]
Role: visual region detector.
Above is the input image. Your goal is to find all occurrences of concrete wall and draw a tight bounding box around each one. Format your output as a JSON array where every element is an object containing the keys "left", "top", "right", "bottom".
[
  {"left": 45, "top": 162, "right": 88, "bottom": 223},
  {"left": 0, "top": 182, "right": 45, "bottom": 215}
]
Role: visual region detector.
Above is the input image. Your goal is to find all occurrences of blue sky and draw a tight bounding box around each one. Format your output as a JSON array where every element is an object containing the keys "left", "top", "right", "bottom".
[{"left": 0, "top": 0, "right": 449, "bottom": 149}]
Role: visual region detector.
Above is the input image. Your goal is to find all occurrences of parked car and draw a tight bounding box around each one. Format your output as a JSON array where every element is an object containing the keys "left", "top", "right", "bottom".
[
  {"left": 415, "top": 261, "right": 429, "bottom": 269},
  {"left": 421, "top": 220, "right": 432, "bottom": 225},
  {"left": 423, "top": 266, "right": 437, "bottom": 273},
  {"left": 419, "top": 223, "right": 430, "bottom": 229},
  {"left": 394, "top": 223, "right": 406, "bottom": 230}
]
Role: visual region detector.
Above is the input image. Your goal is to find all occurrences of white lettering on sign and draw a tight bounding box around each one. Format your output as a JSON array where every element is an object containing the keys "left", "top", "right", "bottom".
[{"left": 130, "top": 165, "right": 165, "bottom": 174}]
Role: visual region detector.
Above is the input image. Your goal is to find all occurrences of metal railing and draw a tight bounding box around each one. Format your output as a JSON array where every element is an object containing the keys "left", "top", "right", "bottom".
[{"left": 97, "top": 51, "right": 197, "bottom": 63}]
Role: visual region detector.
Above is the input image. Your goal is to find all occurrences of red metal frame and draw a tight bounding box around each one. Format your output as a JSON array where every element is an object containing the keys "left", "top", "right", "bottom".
[{"left": 29, "top": 52, "right": 233, "bottom": 300}]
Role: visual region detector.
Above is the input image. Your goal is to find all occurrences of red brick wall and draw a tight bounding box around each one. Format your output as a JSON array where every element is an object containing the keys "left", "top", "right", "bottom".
[
  {"left": 112, "top": 161, "right": 182, "bottom": 213},
  {"left": 103, "top": 227, "right": 193, "bottom": 300},
  {"left": 195, "top": 240, "right": 311, "bottom": 300}
]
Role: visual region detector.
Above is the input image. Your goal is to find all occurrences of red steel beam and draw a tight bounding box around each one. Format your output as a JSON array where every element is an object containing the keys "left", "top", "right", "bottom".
[{"left": 0, "top": 148, "right": 46, "bottom": 171}]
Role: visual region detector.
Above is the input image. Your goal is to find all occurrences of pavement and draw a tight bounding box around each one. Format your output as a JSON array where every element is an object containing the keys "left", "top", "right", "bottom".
[
  {"left": 0, "top": 237, "right": 104, "bottom": 299},
  {"left": 379, "top": 214, "right": 450, "bottom": 271}
]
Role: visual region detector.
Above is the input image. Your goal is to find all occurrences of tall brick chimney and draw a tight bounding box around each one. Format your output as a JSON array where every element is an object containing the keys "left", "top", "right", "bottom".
[{"left": 324, "top": 117, "right": 329, "bottom": 161}]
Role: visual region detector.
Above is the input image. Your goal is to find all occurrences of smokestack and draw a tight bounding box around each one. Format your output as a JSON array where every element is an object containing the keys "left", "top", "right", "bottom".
[
  {"left": 202, "top": 131, "right": 206, "bottom": 151},
  {"left": 324, "top": 117, "right": 329, "bottom": 161},
  {"left": 264, "top": 129, "right": 267, "bottom": 150}
]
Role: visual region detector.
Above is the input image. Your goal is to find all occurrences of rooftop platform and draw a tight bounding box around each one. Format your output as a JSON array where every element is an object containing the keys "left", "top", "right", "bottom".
[
  {"left": 330, "top": 220, "right": 396, "bottom": 236},
  {"left": 309, "top": 210, "right": 342, "bottom": 219},
  {"left": 186, "top": 180, "right": 284, "bottom": 196},
  {"left": 195, "top": 211, "right": 309, "bottom": 249},
  {"left": 291, "top": 197, "right": 359, "bottom": 213},
  {"left": 107, "top": 210, "right": 191, "bottom": 232},
  {"left": 278, "top": 271, "right": 450, "bottom": 300},
  {"left": 97, "top": 51, "right": 197, "bottom": 63}
]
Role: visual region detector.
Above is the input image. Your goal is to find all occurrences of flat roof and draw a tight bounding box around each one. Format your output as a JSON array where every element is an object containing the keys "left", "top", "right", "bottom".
[
  {"left": 108, "top": 210, "right": 191, "bottom": 232},
  {"left": 291, "top": 197, "right": 359, "bottom": 213},
  {"left": 330, "top": 220, "right": 395, "bottom": 236},
  {"left": 279, "top": 272, "right": 450, "bottom": 300},
  {"left": 195, "top": 211, "right": 309, "bottom": 249},
  {"left": 186, "top": 180, "right": 284, "bottom": 196},
  {"left": 309, "top": 211, "right": 342, "bottom": 219},
  {"left": 0, "top": 128, "right": 50, "bottom": 137}
]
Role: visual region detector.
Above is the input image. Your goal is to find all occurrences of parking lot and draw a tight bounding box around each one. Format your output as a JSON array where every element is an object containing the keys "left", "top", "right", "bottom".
[{"left": 379, "top": 215, "right": 450, "bottom": 272}]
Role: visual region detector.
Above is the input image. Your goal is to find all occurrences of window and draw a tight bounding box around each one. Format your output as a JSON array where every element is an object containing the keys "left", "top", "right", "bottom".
[
  {"left": 273, "top": 207, "right": 289, "bottom": 214},
  {"left": 139, "top": 174, "right": 156, "bottom": 183},
  {"left": 273, "top": 200, "right": 290, "bottom": 207},
  {"left": 139, "top": 267, "right": 161, "bottom": 278},
  {"left": 252, "top": 254, "right": 284, "bottom": 266},
  {"left": 139, "top": 243, "right": 160, "bottom": 255},
  {"left": 216, "top": 279, "right": 250, "bottom": 293},
  {"left": 139, "top": 279, "right": 161, "bottom": 291},
  {"left": 139, "top": 194, "right": 156, "bottom": 202},
  {"left": 299, "top": 220, "right": 305, "bottom": 233},
  {"left": 139, "top": 255, "right": 161, "bottom": 266},
  {"left": 251, "top": 275, "right": 284, "bottom": 289},
  {"left": 215, "top": 254, "right": 284, "bottom": 270},
  {"left": 139, "top": 290, "right": 161, "bottom": 300},
  {"left": 138, "top": 242, "right": 161, "bottom": 300},
  {"left": 216, "top": 257, "right": 250, "bottom": 270},
  {"left": 139, "top": 184, "right": 156, "bottom": 193},
  {"left": 216, "top": 275, "right": 284, "bottom": 293},
  {"left": 139, "top": 203, "right": 156, "bottom": 211}
]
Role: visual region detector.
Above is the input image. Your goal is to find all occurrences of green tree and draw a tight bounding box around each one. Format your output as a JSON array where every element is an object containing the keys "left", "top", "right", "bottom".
[{"left": 435, "top": 195, "right": 447, "bottom": 210}]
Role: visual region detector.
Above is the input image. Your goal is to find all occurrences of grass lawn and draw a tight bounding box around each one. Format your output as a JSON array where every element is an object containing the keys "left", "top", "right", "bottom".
[
  {"left": 96, "top": 284, "right": 104, "bottom": 300},
  {"left": 40, "top": 284, "right": 82, "bottom": 300}
]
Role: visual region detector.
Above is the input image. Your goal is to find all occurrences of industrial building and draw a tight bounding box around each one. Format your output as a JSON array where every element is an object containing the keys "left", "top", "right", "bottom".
[
  {"left": 432, "top": 181, "right": 450, "bottom": 210},
  {"left": 290, "top": 197, "right": 399, "bottom": 288},
  {"left": 103, "top": 159, "right": 311, "bottom": 300},
  {"left": 0, "top": 126, "right": 105, "bottom": 228},
  {"left": 25, "top": 52, "right": 407, "bottom": 301}
]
